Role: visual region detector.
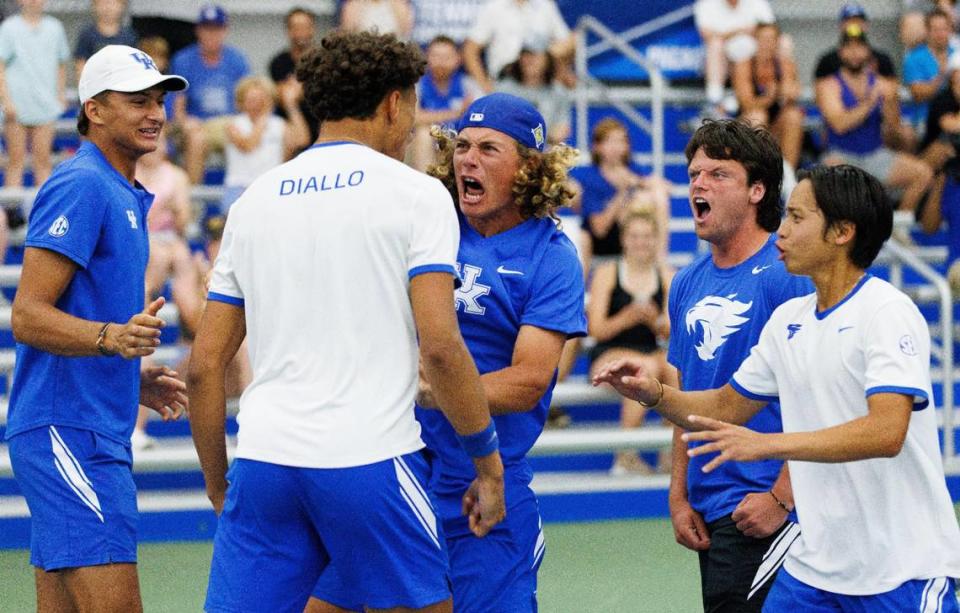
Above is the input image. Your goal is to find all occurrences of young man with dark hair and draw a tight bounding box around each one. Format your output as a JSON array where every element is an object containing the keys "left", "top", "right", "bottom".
[
  {"left": 188, "top": 30, "right": 505, "bottom": 613},
  {"left": 595, "top": 164, "right": 960, "bottom": 610},
  {"left": 666, "top": 119, "right": 812, "bottom": 611},
  {"left": 5, "top": 44, "right": 188, "bottom": 613}
]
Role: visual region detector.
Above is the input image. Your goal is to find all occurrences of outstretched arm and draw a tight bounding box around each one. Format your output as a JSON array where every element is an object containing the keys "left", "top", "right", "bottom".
[
  {"left": 591, "top": 356, "right": 765, "bottom": 429},
  {"left": 684, "top": 392, "right": 913, "bottom": 472}
]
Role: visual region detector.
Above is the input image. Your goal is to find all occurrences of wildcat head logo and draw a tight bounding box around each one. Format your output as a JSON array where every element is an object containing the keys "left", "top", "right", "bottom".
[{"left": 685, "top": 294, "right": 753, "bottom": 361}]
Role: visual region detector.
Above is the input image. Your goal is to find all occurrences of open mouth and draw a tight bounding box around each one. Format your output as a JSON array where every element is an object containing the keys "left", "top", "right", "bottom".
[
  {"left": 692, "top": 196, "right": 711, "bottom": 220},
  {"left": 461, "top": 176, "right": 485, "bottom": 204},
  {"left": 139, "top": 126, "right": 161, "bottom": 138}
]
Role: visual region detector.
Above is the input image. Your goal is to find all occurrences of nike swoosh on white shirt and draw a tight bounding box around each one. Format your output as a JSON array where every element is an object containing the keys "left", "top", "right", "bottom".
[
  {"left": 496, "top": 265, "right": 524, "bottom": 275},
  {"left": 752, "top": 265, "right": 771, "bottom": 275}
]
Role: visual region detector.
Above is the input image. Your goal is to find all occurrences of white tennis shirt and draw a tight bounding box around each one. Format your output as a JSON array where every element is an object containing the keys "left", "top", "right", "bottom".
[
  {"left": 209, "top": 141, "right": 460, "bottom": 468},
  {"left": 732, "top": 275, "right": 960, "bottom": 595}
]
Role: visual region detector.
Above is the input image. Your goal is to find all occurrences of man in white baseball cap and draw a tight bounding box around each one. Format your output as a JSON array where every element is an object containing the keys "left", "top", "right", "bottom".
[
  {"left": 78, "top": 43, "right": 187, "bottom": 104},
  {"left": 5, "top": 45, "right": 188, "bottom": 612}
]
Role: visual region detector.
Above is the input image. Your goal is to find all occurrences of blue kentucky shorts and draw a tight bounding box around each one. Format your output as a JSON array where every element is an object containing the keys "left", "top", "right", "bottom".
[
  {"left": 763, "top": 567, "right": 959, "bottom": 612},
  {"left": 313, "top": 479, "right": 545, "bottom": 613},
  {"left": 8, "top": 425, "right": 138, "bottom": 571},
  {"left": 205, "top": 451, "right": 451, "bottom": 613}
]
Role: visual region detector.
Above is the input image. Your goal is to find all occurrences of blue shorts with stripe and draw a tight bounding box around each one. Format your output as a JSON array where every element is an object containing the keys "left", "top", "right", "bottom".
[
  {"left": 8, "top": 425, "right": 138, "bottom": 571},
  {"left": 206, "top": 451, "right": 450, "bottom": 613},
  {"left": 313, "top": 481, "right": 545, "bottom": 613},
  {"left": 764, "top": 567, "right": 959, "bottom": 612}
]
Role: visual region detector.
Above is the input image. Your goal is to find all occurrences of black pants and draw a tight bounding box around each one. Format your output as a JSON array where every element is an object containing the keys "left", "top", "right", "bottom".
[{"left": 697, "top": 515, "right": 799, "bottom": 613}]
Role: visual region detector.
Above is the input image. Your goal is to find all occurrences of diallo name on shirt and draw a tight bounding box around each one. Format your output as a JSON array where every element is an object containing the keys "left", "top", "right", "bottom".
[{"left": 279, "top": 171, "right": 365, "bottom": 196}]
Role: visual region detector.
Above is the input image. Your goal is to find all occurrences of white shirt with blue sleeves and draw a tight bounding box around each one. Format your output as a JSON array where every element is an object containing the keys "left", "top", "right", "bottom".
[
  {"left": 732, "top": 275, "right": 960, "bottom": 595},
  {"left": 208, "top": 141, "right": 460, "bottom": 469}
]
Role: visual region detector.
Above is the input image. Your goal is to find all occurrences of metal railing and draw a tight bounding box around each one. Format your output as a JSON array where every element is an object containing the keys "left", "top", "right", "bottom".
[
  {"left": 884, "top": 239, "right": 955, "bottom": 462},
  {"left": 574, "top": 14, "right": 670, "bottom": 179}
]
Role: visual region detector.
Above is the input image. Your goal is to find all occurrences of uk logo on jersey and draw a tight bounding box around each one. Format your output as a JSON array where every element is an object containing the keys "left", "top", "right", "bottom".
[
  {"left": 454, "top": 263, "right": 490, "bottom": 315},
  {"left": 685, "top": 294, "right": 753, "bottom": 361},
  {"left": 126, "top": 210, "right": 138, "bottom": 229}
]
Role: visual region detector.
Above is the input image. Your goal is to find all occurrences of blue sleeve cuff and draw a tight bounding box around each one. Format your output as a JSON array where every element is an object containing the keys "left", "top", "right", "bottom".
[
  {"left": 730, "top": 377, "right": 779, "bottom": 403},
  {"left": 409, "top": 264, "right": 462, "bottom": 288},
  {"left": 207, "top": 291, "right": 245, "bottom": 307},
  {"left": 866, "top": 385, "right": 930, "bottom": 411}
]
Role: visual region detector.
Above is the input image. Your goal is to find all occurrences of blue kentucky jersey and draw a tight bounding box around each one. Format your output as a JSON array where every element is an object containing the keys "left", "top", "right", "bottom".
[
  {"left": 417, "top": 213, "right": 586, "bottom": 525},
  {"left": 5, "top": 141, "right": 153, "bottom": 446},
  {"left": 667, "top": 236, "right": 812, "bottom": 523}
]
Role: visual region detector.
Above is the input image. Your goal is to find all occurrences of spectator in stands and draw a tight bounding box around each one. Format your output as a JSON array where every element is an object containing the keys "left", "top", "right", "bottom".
[
  {"left": 268, "top": 7, "right": 319, "bottom": 145},
  {"left": 339, "top": 0, "right": 414, "bottom": 39},
  {"left": 814, "top": 2, "right": 898, "bottom": 83},
  {"left": 816, "top": 25, "right": 933, "bottom": 214},
  {"left": 732, "top": 22, "right": 804, "bottom": 172},
  {"left": 222, "top": 76, "right": 309, "bottom": 212},
  {"left": 133, "top": 131, "right": 197, "bottom": 450},
  {"left": 918, "top": 55, "right": 960, "bottom": 236},
  {"left": 463, "top": 0, "right": 574, "bottom": 93},
  {"left": 74, "top": 0, "right": 137, "bottom": 78},
  {"left": 901, "top": 11, "right": 929, "bottom": 50},
  {"left": 587, "top": 207, "right": 673, "bottom": 475},
  {"left": 904, "top": 9, "right": 957, "bottom": 134},
  {"left": 568, "top": 118, "right": 671, "bottom": 272},
  {"left": 138, "top": 35, "right": 175, "bottom": 119},
  {"left": 411, "top": 35, "right": 480, "bottom": 171},
  {"left": 0, "top": 0, "right": 68, "bottom": 188},
  {"left": 497, "top": 44, "right": 572, "bottom": 145},
  {"left": 411, "top": 0, "right": 486, "bottom": 46},
  {"left": 170, "top": 4, "right": 250, "bottom": 184},
  {"left": 693, "top": 0, "right": 775, "bottom": 118}
]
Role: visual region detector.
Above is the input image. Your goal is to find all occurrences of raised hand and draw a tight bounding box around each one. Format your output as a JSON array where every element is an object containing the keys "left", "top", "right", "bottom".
[
  {"left": 682, "top": 415, "right": 772, "bottom": 473},
  {"left": 103, "top": 297, "right": 166, "bottom": 358},
  {"left": 591, "top": 356, "right": 662, "bottom": 405}
]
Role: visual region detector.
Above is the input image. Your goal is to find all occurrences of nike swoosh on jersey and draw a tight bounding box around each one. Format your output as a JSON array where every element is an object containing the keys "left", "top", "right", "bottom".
[
  {"left": 752, "top": 265, "right": 771, "bottom": 275},
  {"left": 838, "top": 326, "right": 854, "bottom": 333},
  {"left": 496, "top": 265, "right": 524, "bottom": 275}
]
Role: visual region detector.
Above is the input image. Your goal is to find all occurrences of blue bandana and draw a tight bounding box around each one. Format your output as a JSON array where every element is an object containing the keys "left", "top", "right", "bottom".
[{"left": 456, "top": 93, "right": 547, "bottom": 151}]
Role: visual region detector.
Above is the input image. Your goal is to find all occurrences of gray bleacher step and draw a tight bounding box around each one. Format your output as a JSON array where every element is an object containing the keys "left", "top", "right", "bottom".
[
  {"left": 0, "top": 489, "right": 211, "bottom": 519},
  {"left": 0, "top": 473, "right": 672, "bottom": 520}
]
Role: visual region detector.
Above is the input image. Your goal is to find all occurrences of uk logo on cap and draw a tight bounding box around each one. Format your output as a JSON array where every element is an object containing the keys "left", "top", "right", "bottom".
[
  {"left": 532, "top": 123, "right": 545, "bottom": 149},
  {"left": 469, "top": 112, "right": 484, "bottom": 122}
]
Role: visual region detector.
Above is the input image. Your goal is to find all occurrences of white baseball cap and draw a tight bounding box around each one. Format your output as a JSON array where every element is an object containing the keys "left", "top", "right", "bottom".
[{"left": 78, "top": 45, "right": 188, "bottom": 104}]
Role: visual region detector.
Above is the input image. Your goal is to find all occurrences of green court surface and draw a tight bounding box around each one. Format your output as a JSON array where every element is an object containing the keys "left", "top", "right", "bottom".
[{"left": 0, "top": 518, "right": 701, "bottom": 612}]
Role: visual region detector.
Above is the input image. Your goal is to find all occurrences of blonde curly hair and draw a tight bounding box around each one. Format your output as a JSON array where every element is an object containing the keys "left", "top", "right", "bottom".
[{"left": 427, "top": 126, "right": 579, "bottom": 221}]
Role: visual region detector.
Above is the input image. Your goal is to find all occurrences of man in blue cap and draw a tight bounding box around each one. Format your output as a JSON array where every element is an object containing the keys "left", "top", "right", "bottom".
[
  {"left": 309, "top": 92, "right": 586, "bottom": 612},
  {"left": 170, "top": 4, "right": 250, "bottom": 183},
  {"left": 415, "top": 93, "right": 586, "bottom": 610},
  {"left": 813, "top": 2, "right": 897, "bottom": 82}
]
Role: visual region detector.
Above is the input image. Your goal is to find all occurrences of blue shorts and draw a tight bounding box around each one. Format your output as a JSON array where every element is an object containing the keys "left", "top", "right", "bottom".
[
  {"left": 445, "top": 487, "right": 544, "bottom": 613},
  {"left": 8, "top": 425, "right": 138, "bottom": 571},
  {"left": 206, "top": 452, "right": 450, "bottom": 613},
  {"left": 313, "top": 483, "right": 545, "bottom": 613},
  {"left": 764, "top": 567, "right": 959, "bottom": 612}
]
